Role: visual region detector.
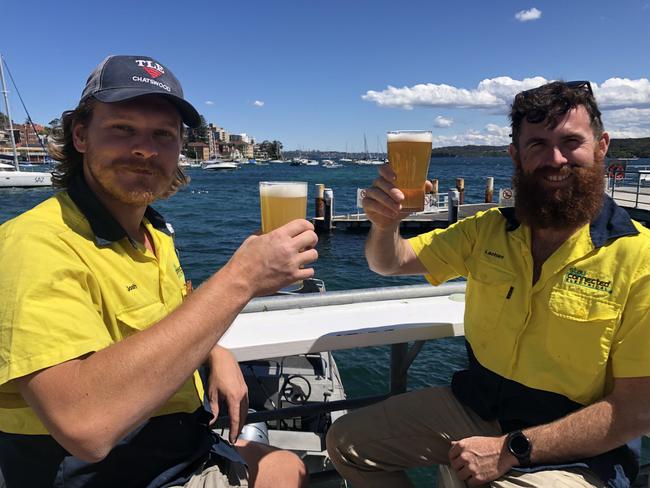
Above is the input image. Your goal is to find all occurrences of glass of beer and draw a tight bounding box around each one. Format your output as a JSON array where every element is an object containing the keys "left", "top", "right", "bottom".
[
  {"left": 387, "top": 130, "right": 433, "bottom": 212},
  {"left": 259, "top": 181, "right": 308, "bottom": 234}
]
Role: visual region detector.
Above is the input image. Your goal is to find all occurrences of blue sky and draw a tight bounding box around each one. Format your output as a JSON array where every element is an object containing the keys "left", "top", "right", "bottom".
[{"left": 2, "top": 0, "right": 650, "bottom": 151}]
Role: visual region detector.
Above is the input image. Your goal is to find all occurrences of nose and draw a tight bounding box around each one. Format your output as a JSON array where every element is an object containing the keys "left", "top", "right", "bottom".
[
  {"left": 131, "top": 133, "right": 159, "bottom": 159},
  {"left": 550, "top": 146, "right": 569, "bottom": 166}
]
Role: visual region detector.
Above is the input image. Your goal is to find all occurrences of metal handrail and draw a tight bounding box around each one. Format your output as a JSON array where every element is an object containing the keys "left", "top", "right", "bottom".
[{"left": 242, "top": 282, "right": 467, "bottom": 313}]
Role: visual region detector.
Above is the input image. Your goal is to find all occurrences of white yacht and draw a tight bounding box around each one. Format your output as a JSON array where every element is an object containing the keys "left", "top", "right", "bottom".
[{"left": 0, "top": 54, "right": 52, "bottom": 188}]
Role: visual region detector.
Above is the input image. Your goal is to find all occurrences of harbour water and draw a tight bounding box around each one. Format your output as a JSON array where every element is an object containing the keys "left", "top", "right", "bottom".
[{"left": 3, "top": 157, "right": 646, "bottom": 485}]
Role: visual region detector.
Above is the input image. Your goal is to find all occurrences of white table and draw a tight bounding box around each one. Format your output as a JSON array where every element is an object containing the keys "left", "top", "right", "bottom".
[{"left": 219, "top": 286, "right": 466, "bottom": 362}]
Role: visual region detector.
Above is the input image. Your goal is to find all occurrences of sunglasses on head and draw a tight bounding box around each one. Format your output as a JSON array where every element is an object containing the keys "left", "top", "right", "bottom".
[{"left": 516, "top": 80, "right": 593, "bottom": 99}]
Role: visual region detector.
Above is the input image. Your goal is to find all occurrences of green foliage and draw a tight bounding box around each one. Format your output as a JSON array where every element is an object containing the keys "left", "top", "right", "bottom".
[
  {"left": 607, "top": 138, "right": 650, "bottom": 158},
  {"left": 429, "top": 139, "right": 650, "bottom": 158},
  {"left": 186, "top": 115, "right": 209, "bottom": 144},
  {"left": 258, "top": 140, "right": 283, "bottom": 159}
]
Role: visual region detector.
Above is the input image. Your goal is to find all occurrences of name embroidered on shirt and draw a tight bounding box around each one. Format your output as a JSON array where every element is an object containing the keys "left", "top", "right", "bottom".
[
  {"left": 484, "top": 250, "right": 504, "bottom": 259},
  {"left": 563, "top": 267, "right": 613, "bottom": 293},
  {"left": 126, "top": 283, "right": 138, "bottom": 292}
]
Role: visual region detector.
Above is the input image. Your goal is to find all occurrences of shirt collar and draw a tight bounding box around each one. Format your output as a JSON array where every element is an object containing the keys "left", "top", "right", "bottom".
[
  {"left": 498, "top": 195, "right": 638, "bottom": 248},
  {"left": 67, "top": 170, "right": 172, "bottom": 246}
]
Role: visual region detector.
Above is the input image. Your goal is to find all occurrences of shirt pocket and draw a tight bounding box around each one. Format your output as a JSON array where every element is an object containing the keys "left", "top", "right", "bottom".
[
  {"left": 466, "top": 259, "right": 516, "bottom": 331},
  {"left": 546, "top": 288, "right": 620, "bottom": 373},
  {"left": 116, "top": 301, "right": 168, "bottom": 338}
]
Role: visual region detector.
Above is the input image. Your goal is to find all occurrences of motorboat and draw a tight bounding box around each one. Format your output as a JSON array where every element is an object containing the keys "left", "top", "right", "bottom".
[
  {"left": 201, "top": 159, "right": 238, "bottom": 171},
  {"left": 322, "top": 160, "right": 342, "bottom": 169}
]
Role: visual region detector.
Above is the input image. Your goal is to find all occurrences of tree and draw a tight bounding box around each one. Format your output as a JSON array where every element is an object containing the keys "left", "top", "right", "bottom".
[
  {"left": 258, "top": 140, "right": 284, "bottom": 160},
  {"left": 0, "top": 111, "right": 9, "bottom": 128},
  {"left": 186, "top": 115, "right": 209, "bottom": 145}
]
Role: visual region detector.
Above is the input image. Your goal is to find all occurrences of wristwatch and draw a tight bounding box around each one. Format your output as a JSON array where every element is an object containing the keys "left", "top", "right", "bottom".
[{"left": 506, "top": 430, "right": 531, "bottom": 466}]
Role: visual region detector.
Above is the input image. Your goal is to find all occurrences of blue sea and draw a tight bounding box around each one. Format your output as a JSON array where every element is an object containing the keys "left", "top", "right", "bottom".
[{"left": 5, "top": 157, "right": 644, "bottom": 485}]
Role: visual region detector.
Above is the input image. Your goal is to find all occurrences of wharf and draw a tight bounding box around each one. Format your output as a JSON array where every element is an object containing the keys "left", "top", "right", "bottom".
[
  {"left": 326, "top": 194, "right": 650, "bottom": 233},
  {"left": 329, "top": 203, "right": 499, "bottom": 232}
]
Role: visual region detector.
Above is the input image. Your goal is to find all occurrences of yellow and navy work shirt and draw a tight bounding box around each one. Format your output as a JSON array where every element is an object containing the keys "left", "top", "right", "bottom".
[
  {"left": 409, "top": 196, "right": 650, "bottom": 485},
  {"left": 0, "top": 173, "right": 219, "bottom": 487}
]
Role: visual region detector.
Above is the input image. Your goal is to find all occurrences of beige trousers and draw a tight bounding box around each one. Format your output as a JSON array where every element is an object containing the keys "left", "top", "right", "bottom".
[
  {"left": 326, "top": 386, "right": 604, "bottom": 487},
  {"left": 170, "top": 460, "right": 248, "bottom": 488}
]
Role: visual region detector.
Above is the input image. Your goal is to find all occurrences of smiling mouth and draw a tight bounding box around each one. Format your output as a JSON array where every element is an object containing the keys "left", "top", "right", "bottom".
[{"left": 543, "top": 173, "right": 571, "bottom": 182}]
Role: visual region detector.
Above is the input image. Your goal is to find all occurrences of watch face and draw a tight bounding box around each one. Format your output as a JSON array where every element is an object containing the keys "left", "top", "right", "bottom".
[{"left": 510, "top": 433, "right": 531, "bottom": 456}]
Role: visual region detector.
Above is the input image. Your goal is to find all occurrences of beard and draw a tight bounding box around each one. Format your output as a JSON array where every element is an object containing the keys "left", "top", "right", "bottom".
[
  {"left": 84, "top": 147, "right": 174, "bottom": 207},
  {"left": 513, "top": 151, "right": 605, "bottom": 229}
]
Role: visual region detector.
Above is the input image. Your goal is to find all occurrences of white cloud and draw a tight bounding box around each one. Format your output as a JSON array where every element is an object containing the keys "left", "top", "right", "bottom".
[
  {"left": 253, "top": 100, "right": 265, "bottom": 107},
  {"left": 592, "top": 78, "right": 650, "bottom": 109},
  {"left": 431, "top": 124, "right": 512, "bottom": 148},
  {"left": 362, "top": 76, "right": 547, "bottom": 110},
  {"left": 363, "top": 76, "right": 650, "bottom": 112},
  {"left": 205, "top": 100, "right": 214, "bottom": 105},
  {"left": 434, "top": 115, "right": 453, "bottom": 128},
  {"left": 602, "top": 108, "right": 650, "bottom": 138},
  {"left": 515, "top": 8, "right": 542, "bottom": 22}
]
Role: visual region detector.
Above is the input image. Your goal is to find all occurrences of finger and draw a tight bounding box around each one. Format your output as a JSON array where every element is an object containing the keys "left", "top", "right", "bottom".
[
  {"left": 371, "top": 176, "right": 404, "bottom": 202},
  {"left": 209, "top": 394, "right": 220, "bottom": 425},
  {"left": 448, "top": 441, "right": 461, "bottom": 460},
  {"left": 456, "top": 465, "right": 473, "bottom": 482},
  {"left": 240, "top": 395, "right": 249, "bottom": 436},
  {"left": 297, "top": 248, "right": 319, "bottom": 267},
  {"left": 228, "top": 398, "right": 241, "bottom": 444},
  {"left": 363, "top": 187, "right": 402, "bottom": 215},
  {"left": 378, "top": 163, "right": 396, "bottom": 181},
  {"left": 296, "top": 266, "right": 316, "bottom": 281},
  {"left": 363, "top": 193, "right": 400, "bottom": 218},
  {"left": 292, "top": 230, "right": 319, "bottom": 251},
  {"left": 277, "top": 219, "right": 315, "bottom": 236}
]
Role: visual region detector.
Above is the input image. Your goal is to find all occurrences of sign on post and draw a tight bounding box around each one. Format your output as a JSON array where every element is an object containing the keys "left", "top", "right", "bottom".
[{"left": 499, "top": 188, "right": 515, "bottom": 207}]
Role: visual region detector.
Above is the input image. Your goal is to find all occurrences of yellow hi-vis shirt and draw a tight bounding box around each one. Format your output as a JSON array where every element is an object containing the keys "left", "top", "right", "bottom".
[
  {"left": 0, "top": 179, "right": 203, "bottom": 435},
  {"left": 409, "top": 199, "right": 650, "bottom": 409}
]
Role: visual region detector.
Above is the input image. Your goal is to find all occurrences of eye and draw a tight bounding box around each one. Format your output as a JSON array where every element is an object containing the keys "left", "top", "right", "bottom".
[
  {"left": 112, "top": 124, "right": 133, "bottom": 133},
  {"left": 155, "top": 129, "right": 176, "bottom": 139}
]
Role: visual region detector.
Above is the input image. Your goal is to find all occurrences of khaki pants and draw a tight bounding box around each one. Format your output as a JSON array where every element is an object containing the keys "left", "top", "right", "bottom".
[
  {"left": 326, "top": 387, "right": 604, "bottom": 487},
  {"left": 170, "top": 460, "right": 249, "bottom": 488}
]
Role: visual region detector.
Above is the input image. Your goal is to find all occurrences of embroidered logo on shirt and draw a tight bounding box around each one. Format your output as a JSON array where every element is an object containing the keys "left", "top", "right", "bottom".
[
  {"left": 484, "top": 249, "right": 504, "bottom": 259},
  {"left": 126, "top": 283, "right": 138, "bottom": 292},
  {"left": 563, "top": 267, "right": 613, "bottom": 293}
]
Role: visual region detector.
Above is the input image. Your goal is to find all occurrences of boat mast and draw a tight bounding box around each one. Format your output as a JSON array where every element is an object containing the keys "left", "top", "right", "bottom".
[{"left": 0, "top": 54, "right": 20, "bottom": 171}]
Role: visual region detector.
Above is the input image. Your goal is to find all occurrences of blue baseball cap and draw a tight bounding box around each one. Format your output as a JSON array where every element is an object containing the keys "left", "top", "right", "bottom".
[{"left": 80, "top": 55, "right": 201, "bottom": 128}]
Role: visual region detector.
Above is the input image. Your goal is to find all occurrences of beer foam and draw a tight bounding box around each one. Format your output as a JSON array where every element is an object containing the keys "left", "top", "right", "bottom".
[
  {"left": 387, "top": 131, "right": 433, "bottom": 143},
  {"left": 260, "top": 183, "right": 307, "bottom": 197}
]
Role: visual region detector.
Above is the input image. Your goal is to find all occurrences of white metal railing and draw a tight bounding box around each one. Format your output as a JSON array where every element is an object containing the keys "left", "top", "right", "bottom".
[{"left": 606, "top": 167, "right": 650, "bottom": 209}]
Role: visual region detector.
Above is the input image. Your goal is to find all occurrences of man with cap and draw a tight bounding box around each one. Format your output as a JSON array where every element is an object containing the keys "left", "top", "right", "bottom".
[{"left": 0, "top": 55, "right": 314, "bottom": 487}]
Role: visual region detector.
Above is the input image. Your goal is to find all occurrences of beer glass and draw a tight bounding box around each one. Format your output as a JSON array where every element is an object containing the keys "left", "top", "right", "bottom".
[
  {"left": 387, "top": 130, "right": 433, "bottom": 212},
  {"left": 259, "top": 181, "right": 308, "bottom": 234}
]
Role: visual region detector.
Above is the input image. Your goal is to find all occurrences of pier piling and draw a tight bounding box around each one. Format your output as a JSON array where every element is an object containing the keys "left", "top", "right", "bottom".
[
  {"left": 448, "top": 189, "right": 459, "bottom": 224},
  {"left": 455, "top": 178, "right": 465, "bottom": 205},
  {"left": 485, "top": 177, "right": 494, "bottom": 203}
]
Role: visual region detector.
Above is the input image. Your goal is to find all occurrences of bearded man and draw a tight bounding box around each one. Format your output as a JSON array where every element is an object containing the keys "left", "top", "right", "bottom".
[{"left": 326, "top": 81, "right": 650, "bottom": 488}]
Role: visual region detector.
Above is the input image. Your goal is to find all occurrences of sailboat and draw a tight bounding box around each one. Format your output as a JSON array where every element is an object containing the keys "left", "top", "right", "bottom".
[{"left": 0, "top": 53, "right": 52, "bottom": 188}]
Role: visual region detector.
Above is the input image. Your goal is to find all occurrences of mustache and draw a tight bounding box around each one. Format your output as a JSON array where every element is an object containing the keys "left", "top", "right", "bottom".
[{"left": 115, "top": 159, "right": 163, "bottom": 174}]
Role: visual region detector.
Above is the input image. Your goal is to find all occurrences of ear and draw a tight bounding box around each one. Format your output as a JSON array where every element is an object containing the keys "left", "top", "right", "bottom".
[
  {"left": 72, "top": 122, "right": 88, "bottom": 153},
  {"left": 508, "top": 143, "right": 519, "bottom": 167},
  {"left": 597, "top": 132, "right": 610, "bottom": 159}
]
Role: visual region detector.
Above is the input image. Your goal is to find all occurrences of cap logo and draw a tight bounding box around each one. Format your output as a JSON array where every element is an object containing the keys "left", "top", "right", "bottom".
[{"left": 134, "top": 59, "right": 165, "bottom": 79}]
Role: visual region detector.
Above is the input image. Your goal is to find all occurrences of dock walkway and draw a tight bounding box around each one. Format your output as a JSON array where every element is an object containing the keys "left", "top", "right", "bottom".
[{"left": 328, "top": 170, "right": 650, "bottom": 232}]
